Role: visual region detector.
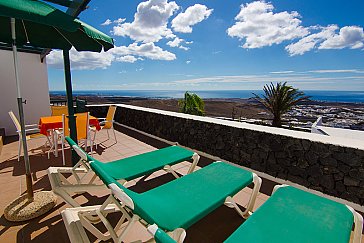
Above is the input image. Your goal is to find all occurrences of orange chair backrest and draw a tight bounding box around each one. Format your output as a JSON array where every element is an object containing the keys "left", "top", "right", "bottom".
[
  {"left": 62, "top": 112, "right": 89, "bottom": 140},
  {"left": 51, "top": 106, "right": 68, "bottom": 116},
  {"left": 104, "top": 106, "right": 116, "bottom": 129}
]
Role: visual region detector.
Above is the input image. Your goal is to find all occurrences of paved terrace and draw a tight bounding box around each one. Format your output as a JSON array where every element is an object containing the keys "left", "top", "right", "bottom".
[{"left": 0, "top": 127, "right": 363, "bottom": 242}]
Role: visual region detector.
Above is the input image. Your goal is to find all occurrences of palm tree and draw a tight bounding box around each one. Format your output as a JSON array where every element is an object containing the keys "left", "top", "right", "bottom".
[
  {"left": 253, "top": 82, "right": 309, "bottom": 127},
  {"left": 179, "top": 91, "right": 205, "bottom": 116}
]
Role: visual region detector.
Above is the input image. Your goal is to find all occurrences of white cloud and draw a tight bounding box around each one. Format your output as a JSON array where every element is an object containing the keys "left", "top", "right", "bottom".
[
  {"left": 166, "top": 37, "right": 191, "bottom": 50},
  {"left": 270, "top": 71, "right": 295, "bottom": 74},
  {"left": 101, "top": 19, "right": 112, "bottom": 26},
  {"left": 172, "top": 4, "right": 213, "bottom": 33},
  {"left": 47, "top": 48, "right": 114, "bottom": 70},
  {"left": 114, "top": 18, "right": 126, "bottom": 24},
  {"left": 286, "top": 25, "right": 364, "bottom": 55},
  {"left": 102, "top": 18, "right": 126, "bottom": 26},
  {"left": 308, "top": 69, "right": 364, "bottom": 74},
  {"left": 285, "top": 25, "right": 337, "bottom": 56},
  {"left": 319, "top": 26, "right": 364, "bottom": 50},
  {"left": 47, "top": 42, "right": 175, "bottom": 70},
  {"left": 101, "top": 18, "right": 125, "bottom": 25},
  {"left": 115, "top": 55, "right": 138, "bottom": 63},
  {"left": 186, "top": 60, "right": 191, "bottom": 64},
  {"left": 170, "top": 74, "right": 363, "bottom": 86},
  {"left": 179, "top": 46, "right": 189, "bottom": 50},
  {"left": 112, "top": 0, "right": 179, "bottom": 43},
  {"left": 111, "top": 42, "right": 176, "bottom": 61},
  {"left": 166, "top": 37, "right": 183, "bottom": 47},
  {"left": 227, "top": 1, "right": 308, "bottom": 48}
]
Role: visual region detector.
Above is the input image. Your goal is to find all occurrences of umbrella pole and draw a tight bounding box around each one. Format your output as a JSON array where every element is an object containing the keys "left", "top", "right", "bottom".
[
  {"left": 11, "top": 18, "right": 34, "bottom": 200},
  {"left": 62, "top": 50, "right": 78, "bottom": 166}
]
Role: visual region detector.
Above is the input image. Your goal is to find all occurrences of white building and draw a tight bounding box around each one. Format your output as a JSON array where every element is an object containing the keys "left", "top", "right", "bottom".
[{"left": 0, "top": 47, "right": 51, "bottom": 136}]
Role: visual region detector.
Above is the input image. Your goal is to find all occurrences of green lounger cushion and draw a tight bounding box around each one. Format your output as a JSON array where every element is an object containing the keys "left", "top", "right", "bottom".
[
  {"left": 65, "top": 136, "right": 194, "bottom": 181},
  {"left": 90, "top": 161, "right": 253, "bottom": 232},
  {"left": 131, "top": 162, "right": 253, "bottom": 231},
  {"left": 89, "top": 146, "right": 194, "bottom": 181},
  {"left": 225, "top": 186, "right": 354, "bottom": 243}
]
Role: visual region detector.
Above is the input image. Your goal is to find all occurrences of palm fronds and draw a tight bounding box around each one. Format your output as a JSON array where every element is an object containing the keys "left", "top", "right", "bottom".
[
  {"left": 178, "top": 91, "right": 205, "bottom": 116},
  {"left": 253, "top": 82, "right": 310, "bottom": 127}
]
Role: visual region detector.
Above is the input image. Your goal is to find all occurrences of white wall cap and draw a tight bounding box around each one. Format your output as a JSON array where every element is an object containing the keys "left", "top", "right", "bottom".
[{"left": 90, "top": 104, "right": 364, "bottom": 150}]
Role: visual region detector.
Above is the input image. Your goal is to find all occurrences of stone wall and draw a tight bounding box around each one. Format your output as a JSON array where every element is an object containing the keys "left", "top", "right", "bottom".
[{"left": 89, "top": 105, "right": 364, "bottom": 205}]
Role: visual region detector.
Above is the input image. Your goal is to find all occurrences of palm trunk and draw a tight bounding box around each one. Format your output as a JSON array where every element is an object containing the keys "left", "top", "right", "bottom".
[{"left": 272, "top": 115, "right": 282, "bottom": 127}]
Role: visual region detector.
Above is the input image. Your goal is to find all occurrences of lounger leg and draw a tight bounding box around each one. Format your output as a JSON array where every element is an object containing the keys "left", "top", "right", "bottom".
[
  {"left": 78, "top": 201, "right": 117, "bottom": 241},
  {"left": 225, "top": 173, "right": 262, "bottom": 219},
  {"left": 117, "top": 215, "right": 140, "bottom": 243},
  {"left": 187, "top": 153, "right": 200, "bottom": 174},
  {"left": 164, "top": 165, "right": 180, "bottom": 178},
  {"left": 243, "top": 174, "right": 262, "bottom": 217},
  {"left": 56, "top": 187, "right": 82, "bottom": 208}
]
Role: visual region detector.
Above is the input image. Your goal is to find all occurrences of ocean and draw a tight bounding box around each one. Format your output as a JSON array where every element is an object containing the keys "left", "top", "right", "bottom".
[{"left": 49, "top": 90, "right": 364, "bottom": 103}]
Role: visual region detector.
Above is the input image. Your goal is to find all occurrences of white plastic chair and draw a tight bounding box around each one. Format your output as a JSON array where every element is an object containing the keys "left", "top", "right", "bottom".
[{"left": 8, "top": 111, "right": 48, "bottom": 161}]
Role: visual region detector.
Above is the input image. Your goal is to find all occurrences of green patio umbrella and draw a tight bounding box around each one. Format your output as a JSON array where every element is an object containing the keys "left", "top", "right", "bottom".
[
  {"left": 0, "top": 0, "right": 113, "bottom": 221},
  {"left": 0, "top": 0, "right": 114, "bottom": 51}
]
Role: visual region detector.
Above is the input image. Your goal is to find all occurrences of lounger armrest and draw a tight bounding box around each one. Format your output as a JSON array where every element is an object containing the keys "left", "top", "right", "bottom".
[
  {"left": 109, "top": 183, "right": 134, "bottom": 209},
  {"left": 147, "top": 225, "right": 177, "bottom": 243}
]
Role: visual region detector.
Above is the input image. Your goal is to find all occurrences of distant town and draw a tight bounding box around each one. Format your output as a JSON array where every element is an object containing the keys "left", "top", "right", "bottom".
[{"left": 285, "top": 104, "right": 364, "bottom": 130}]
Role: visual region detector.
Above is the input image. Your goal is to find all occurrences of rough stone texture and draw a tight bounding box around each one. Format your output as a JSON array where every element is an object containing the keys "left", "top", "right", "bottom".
[
  {"left": 4, "top": 191, "right": 57, "bottom": 222},
  {"left": 89, "top": 105, "right": 364, "bottom": 205}
]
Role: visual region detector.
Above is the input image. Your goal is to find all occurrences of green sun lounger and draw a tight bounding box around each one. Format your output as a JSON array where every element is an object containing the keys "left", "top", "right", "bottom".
[
  {"left": 61, "top": 161, "right": 262, "bottom": 242},
  {"left": 48, "top": 136, "right": 200, "bottom": 207},
  {"left": 147, "top": 185, "right": 363, "bottom": 243},
  {"left": 225, "top": 185, "right": 363, "bottom": 243}
]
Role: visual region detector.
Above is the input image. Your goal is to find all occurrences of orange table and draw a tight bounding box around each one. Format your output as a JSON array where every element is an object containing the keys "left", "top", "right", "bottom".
[{"left": 39, "top": 115, "right": 101, "bottom": 135}]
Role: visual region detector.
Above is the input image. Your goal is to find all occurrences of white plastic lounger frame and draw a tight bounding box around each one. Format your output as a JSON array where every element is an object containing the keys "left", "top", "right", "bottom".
[
  {"left": 274, "top": 185, "right": 363, "bottom": 243},
  {"left": 48, "top": 144, "right": 200, "bottom": 208},
  {"left": 47, "top": 144, "right": 102, "bottom": 208},
  {"left": 225, "top": 173, "right": 261, "bottom": 218},
  {"left": 61, "top": 169, "right": 261, "bottom": 243}
]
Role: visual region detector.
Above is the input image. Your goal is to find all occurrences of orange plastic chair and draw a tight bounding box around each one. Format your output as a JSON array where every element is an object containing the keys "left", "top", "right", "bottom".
[
  {"left": 57, "top": 112, "right": 95, "bottom": 165},
  {"left": 97, "top": 105, "right": 117, "bottom": 141},
  {"left": 51, "top": 106, "right": 69, "bottom": 116}
]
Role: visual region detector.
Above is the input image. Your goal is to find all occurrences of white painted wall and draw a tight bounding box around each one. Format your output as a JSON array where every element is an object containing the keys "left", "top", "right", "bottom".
[{"left": 0, "top": 49, "right": 51, "bottom": 136}]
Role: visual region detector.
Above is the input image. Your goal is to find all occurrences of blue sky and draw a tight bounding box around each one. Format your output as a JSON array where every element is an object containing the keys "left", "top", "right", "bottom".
[{"left": 47, "top": 0, "right": 364, "bottom": 91}]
